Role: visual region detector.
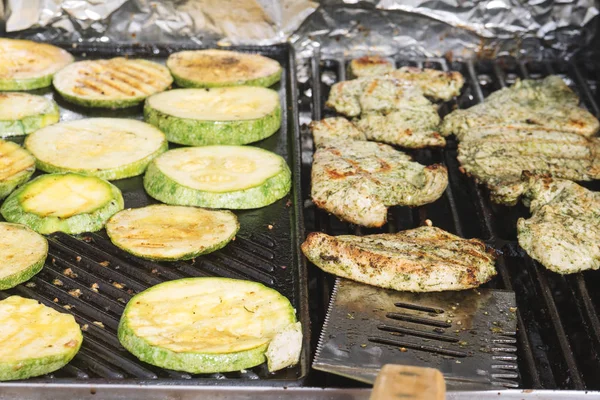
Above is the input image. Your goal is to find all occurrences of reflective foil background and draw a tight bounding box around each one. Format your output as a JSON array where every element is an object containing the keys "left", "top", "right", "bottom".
[{"left": 2, "top": 0, "right": 598, "bottom": 60}]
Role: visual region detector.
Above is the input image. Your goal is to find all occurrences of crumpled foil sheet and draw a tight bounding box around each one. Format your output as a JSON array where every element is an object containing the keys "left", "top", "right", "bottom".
[
  {"left": 4, "top": 0, "right": 318, "bottom": 45},
  {"left": 291, "top": 1, "right": 599, "bottom": 60},
  {"left": 3, "top": 0, "right": 598, "bottom": 60}
]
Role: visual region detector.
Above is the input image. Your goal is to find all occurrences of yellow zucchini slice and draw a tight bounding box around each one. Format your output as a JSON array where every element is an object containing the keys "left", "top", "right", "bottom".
[
  {"left": 118, "top": 278, "right": 301, "bottom": 373},
  {"left": 0, "top": 296, "right": 82, "bottom": 381},
  {"left": 0, "top": 223, "right": 48, "bottom": 290},
  {"left": 25, "top": 118, "right": 167, "bottom": 180},
  {"left": 167, "top": 49, "right": 281, "bottom": 88},
  {"left": 0, "top": 39, "right": 73, "bottom": 91},
  {"left": 106, "top": 205, "right": 239, "bottom": 261},
  {"left": 53, "top": 58, "right": 173, "bottom": 109}
]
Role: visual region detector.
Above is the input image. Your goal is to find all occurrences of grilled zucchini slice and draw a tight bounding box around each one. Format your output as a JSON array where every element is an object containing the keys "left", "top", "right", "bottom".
[
  {"left": 118, "top": 277, "right": 300, "bottom": 373},
  {"left": 144, "top": 87, "right": 281, "bottom": 146},
  {"left": 0, "top": 140, "right": 35, "bottom": 200},
  {"left": 53, "top": 58, "right": 173, "bottom": 109},
  {"left": 1, "top": 173, "right": 124, "bottom": 235},
  {"left": 0, "top": 223, "right": 48, "bottom": 290},
  {"left": 0, "top": 39, "right": 74, "bottom": 91},
  {"left": 25, "top": 118, "right": 168, "bottom": 180},
  {"left": 106, "top": 205, "right": 239, "bottom": 261},
  {"left": 144, "top": 146, "right": 291, "bottom": 209},
  {"left": 0, "top": 93, "right": 59, "bottom": 137},
  {"left": 167, "top": 49, "right": 281, "bottom": 88},
  {"left": 0, "top": 296, "right": 82, "bottom": 381}
]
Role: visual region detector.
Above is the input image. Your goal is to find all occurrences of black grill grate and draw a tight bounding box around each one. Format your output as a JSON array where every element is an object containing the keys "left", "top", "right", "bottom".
[
  {"left": 298, "top": 52, "right": 600, "bottom": 390},
  {"left": 0, "top": 43, "right": 309, "bottom": 386}
]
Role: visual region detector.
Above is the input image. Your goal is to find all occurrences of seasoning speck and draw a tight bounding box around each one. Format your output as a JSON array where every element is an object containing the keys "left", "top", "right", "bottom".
[
  {"left": 53, "top": 279, "right": 64, "bottom": 286},
  {"left": 112, "top": 282, "right": 124, "bottom": 289},
  {"left": 424, "top": 219, "right": 433, "bottom": 227},
  {"left": 68, "top": 289, "right": 82, "bottom": 298},
  {"left": 99, "top": 261, "right": 110, "bottom": 267},
  {"left": 63, "top": 304, "right": 73, "bottom": 310},
  {"left": 93, "top": 321, "right": 105, "bottom": 328},
  {"left": 81, "top": 324, "right": 89, "bottom": 332},
  {"left": 76, "top": 256, "right": 82, "bottom": 262},
  {"left": 267, "top": 224, "right": 273, "bottom": 230},
  {"left": 63, "top": 268, "right": 77, "bottom": 278},
  {"left": 91, "top": 283, "right": 99, "bottom": 292},
  {"left": 25, "top": 282, "right": 36, "bottom": 288},
  {"left": 400, "top": 347, "right": 407, "bottom": 352}
]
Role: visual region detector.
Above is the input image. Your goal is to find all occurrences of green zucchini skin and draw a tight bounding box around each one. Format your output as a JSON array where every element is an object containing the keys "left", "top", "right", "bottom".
[
  {"left": 143, "top": 159, "right": 291, "bottom": 210},
  {"left": 143, "top": 102, "right": 282, "bottom": 146},
  {"left": 0, "top": 349, "right": 80, "bottom": 381},
  {"left": 0, "top": 103, "right": 59, "bottom": 137},
  {"left": 0, "top": 169, "right": 34, "bottom": 201},
  {"left": 0, "top": 75, "right": 54, "bottom": 91},
  {"left": 171, "top": 70, "right": 281, "bottom": 89},
  {"left": 0, "top": 140, "right": 36, "bottom": 200},
  {"left": 0, "top": 256, "right": 45, "bottom": 291},
  {"left": 118, "top": 319, "right": 268, "bottom": 373},
  {"left": 0, "top": 174, "right": 125, "bottom": 235},
  {"left": 53, "top": 89, "right": 148, "bottom": 109},
  {"left": 117, "top": 277, "right": 297, "bottom": 373},
  {"left": 31, "top": 140, "right": 169, "bottom": 181}
]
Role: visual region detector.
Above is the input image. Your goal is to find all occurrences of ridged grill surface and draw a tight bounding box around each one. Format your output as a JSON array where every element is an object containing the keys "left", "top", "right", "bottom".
[
  {"left": 298, "top": 53, "right": 600, "bottom": 390},
  {"left": 0, "top": 43, "right": 309, "bottom": 386}
]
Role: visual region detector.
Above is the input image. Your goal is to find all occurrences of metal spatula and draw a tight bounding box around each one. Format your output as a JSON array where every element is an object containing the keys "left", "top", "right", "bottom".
[{"left": 313, "top": 278, "right": 519, "bottom": 391}]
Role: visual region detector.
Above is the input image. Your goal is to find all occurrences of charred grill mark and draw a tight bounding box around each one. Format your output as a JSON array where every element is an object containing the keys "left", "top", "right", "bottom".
[
  {"left": 78, "top": 78, "right": 130, "bottom": 96},
  {"left": 125, "top": 62, "right": 170, "bottom": 83},
  {"left": 325, "top": 167, "right": 356, "bottom": 179}
]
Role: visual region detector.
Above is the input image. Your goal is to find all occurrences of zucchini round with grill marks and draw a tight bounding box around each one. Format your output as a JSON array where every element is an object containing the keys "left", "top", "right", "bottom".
[
  {"left": 166, "top": 49, "right": 281, "bottom": 88},
  {"left": 53, "top": 58, "right": 173, "bottom": 109},
  {"left": 0, "top": 38, "right": 74, "bottom": 91},
  {"left": 144, "top": 87, "right": 281, "bottom": 146},
  {"left": 0, "top": 296, "right": 82, "bottom": 381},
  {"left": 143, "top": 146, "right": 291, "bottom": 209},
  {"left": 25, "top": 118, "right": 168, "bottom": 180},
  {"left": 1, "top": 173, "right": 124, "bottom": 235},
  {"left": 0, "top": 93, "right": 59, "bottom": 137},
  {"left": 0, "top": 223, "right": 48, "bottom": 290},
  {"left": 106, "top": 205, "right": 239, "bottom": 261},
  {"left": 118, "top": 277, "right": 301, "bottom": 373},
  {"left": 0, "top": 139, "right": 36, "bottom": 200}
]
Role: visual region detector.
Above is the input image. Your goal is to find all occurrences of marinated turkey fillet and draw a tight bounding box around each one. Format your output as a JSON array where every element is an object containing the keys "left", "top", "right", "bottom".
[
  {"left": 457, "top": 129, "right": 600, "bottom": 205},
  {"left": 517, "top": 174, "right": 600, "bottom": 274},
  {"left": 348, "top": 56, "right": 465, "bottom": 101},
  {"left": 326, "top": 77, "right": 445, "bottom": 148},
  {"left": 311, "top": 140, "right": 448, "bottom": 227},
  {"left": 442, "top": 76, "right": 600, "bottom": 140},
  {"left": 301, "top": 226, "right": 497, "bottom": 292}
]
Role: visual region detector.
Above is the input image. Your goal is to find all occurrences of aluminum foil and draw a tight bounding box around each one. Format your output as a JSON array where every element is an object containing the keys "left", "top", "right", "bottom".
[
  {"left": 291, "top": 1, "right": 599, "bottom": 60},
  {"left": 4, "top": 0, "right": 318, "bottom": 45}
]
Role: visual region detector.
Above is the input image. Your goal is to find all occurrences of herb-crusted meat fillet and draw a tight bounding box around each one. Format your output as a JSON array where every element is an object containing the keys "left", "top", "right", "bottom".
[
  {"left": 327, "top": 77, "right": 433, "bottom": 117},
  {"left": 311, "top": 141, "right": 448, "bottom": 227},
  {"left": 348, "top": 56, "right": 395, "bottom": 78},
  {"left": 388, "top": 67, "right": 464, "bottom": 102},
  {"left": 457, "top": 130, "right": 600, "bottom": 205},
  {"left": 517, "top": 175, "right": 600, "bottom": 274},
  {"left": 348, "top": 56, "right": 464, "bottom": 101},
  {"left": 442, "top": 76, "right": 600, "bottom": 139},
  {"left": 309, "top": 117, "right": 367, "bottom": 147},
  {"left": 301, "top": 226, "right": 497, "bottom": 292},
  {"left": 355, "top": 109, "right": 444, "bottom": 148},
  {"left": 325, "top": 77, "right": 445, "bottom": 148}
]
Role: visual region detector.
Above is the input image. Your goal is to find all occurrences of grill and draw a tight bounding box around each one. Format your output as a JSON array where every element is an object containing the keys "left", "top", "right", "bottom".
[
  {"left": 297, "top": 51, "right": 600, "bottom": 390},
  {"left": 0, "top": 43, "right": 310, "bottom": 386}
]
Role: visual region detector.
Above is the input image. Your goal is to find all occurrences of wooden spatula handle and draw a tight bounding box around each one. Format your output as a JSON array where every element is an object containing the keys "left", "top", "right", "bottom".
[{"left": 369, "top": 365, "right": 446, "bottom": 400}]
